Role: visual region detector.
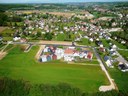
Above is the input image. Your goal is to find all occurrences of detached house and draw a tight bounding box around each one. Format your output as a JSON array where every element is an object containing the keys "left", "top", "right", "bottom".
[
  {"left": 64, "top": 48, "right": 74, "bottom": 61},
  {"left": 104, "top": 56, "right": 114, "bottom": 68},
  {"left": 118, "top": 62, "right": 128, "bottom": 72}
]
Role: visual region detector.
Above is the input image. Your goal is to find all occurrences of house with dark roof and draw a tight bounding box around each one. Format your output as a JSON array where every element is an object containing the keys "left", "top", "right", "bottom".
[
  {"left": 104, "top": 56, "right": 114, "bottom": 68},
  {"left": 118, "top": 62, "right": 128, "bottom": 72}
]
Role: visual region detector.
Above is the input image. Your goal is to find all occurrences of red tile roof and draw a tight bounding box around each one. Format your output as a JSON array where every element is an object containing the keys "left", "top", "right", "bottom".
[{"left": 64, "top": 49, "right": 74, "bottom": 54}]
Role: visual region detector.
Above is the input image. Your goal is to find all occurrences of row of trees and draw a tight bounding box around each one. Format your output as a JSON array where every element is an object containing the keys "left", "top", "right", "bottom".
[
  {"left": 0, "top": 77, "right": 128, "bottom": 96},
  {"left": 0, "top": 12, "right": 8, "bottom": 26},
  {"left": 0, "top": 12, "right": 23, "bottom": 26}
]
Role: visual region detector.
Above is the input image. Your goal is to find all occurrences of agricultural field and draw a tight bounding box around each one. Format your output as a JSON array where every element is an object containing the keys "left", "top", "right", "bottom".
[
  {"left": 43, "top": 12, "right": 75, "bottom": 17},
  {"left": 0, "top": 45, "right": 109, "bottom": 92}
]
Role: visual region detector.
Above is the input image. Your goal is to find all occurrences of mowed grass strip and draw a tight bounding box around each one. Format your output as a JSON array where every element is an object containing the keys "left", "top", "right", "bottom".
[
  {"left": 0, "top": 45, "right": 109, "bottom": 92},
  {"left": 109, "top": 68, "right": 128, "bottom": 91}
]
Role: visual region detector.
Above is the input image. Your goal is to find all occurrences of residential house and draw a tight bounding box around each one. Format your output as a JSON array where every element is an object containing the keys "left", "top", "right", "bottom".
[
  {"left": 41, "top": 55, "right": 47, "bottom": 62},
  {"left": 87, "top": 52, "right": 93, "bottom": 60},
  {"left": 47, "top": 55, "right": 52, "bottom": 61},
  {"left": 52, "top": 54, "right": 57, "bottom": 60},
  {"left": 64, "top": 48, "right": 74, "bottom": 61},
  {"left": 104, "top": 56, "right": 114, "bottom": 68},
  {"left": 118, "top": 62, "right": 128, "bottom": 72}
]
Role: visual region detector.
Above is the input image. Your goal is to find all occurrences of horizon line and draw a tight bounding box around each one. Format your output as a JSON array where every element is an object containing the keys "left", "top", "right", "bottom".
[{"left": 0, "top": 1, "right": 128, "bottom": 4}]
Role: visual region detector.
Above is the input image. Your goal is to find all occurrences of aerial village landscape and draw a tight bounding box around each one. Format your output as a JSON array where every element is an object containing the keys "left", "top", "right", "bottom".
[{"left": 0, "top": 1, "right": 128, "bottom": 96}]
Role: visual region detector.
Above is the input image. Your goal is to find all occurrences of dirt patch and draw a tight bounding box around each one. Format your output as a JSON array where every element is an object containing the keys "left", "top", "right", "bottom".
[
  {"left": 35, "top": 45, "right": 45, "bottom": 60},
  {"left": 0, "top": 52, "right": 7, "bottom": 60},
  {"left": 0, "top": 27, "right": 8, "bottom": 33},
  {"left": 39, "top": 41, "right": 72, "bottom": 45}
]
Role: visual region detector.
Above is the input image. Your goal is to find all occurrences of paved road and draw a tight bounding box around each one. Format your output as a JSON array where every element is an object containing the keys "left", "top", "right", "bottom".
[{"left": 3, "top": 41, "right": 91, "bottom": 48}]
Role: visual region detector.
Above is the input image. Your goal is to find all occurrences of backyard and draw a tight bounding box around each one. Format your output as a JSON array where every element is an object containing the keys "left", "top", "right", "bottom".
[{"left": 0, "top": 45, "right": 109, "bottom": 93}]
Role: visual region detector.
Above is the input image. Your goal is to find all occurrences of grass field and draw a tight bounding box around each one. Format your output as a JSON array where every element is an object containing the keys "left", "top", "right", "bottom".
[
  {"left": 101, "top": 39, "right": 110, "bottom": 48},
  {"left": 77, "top": 38, "right": 96, "bottom": 46},
  {"left": 1, "top": 28, "right": 14, "bottom": 41},
  {"left": 118, "top": 50, "right": 128, "bottom": 61},
  {"left": 0, "top": 45, "right": 109, "bottom": 92},
  {"left": 109, "top": 68, "right": 128, "bottom": 91}
]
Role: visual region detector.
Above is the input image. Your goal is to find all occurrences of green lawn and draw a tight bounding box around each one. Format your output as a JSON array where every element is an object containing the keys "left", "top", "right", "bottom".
[
  {"left": 118, "top": 50, "right": 128, "bottom": 61},
  {"left": 101, "top": 39, "right": 110, "bottom": 48},
  {"left": 77, "top": 38, "right": 95, "bottom": 46},
  {"left": 1, "top": 28, "right": 14, "bottom": 41},
  {"left": 1, "top": 28, "right": 14, "bottom": 36},
  {"left": 75, "top": 60, "right": 99, "bottom": 64},
  {"left": 3, "top": 37, "right": 13, "bottom": 41},
  {"left": 109, "top": 68, "right": 128, "bottom": 91},
  {"left": 111, "top": 40, "right": 127, "bottom": 49},
  {"left": 0, "top": 45, "right": 109, "bottom": 92}
]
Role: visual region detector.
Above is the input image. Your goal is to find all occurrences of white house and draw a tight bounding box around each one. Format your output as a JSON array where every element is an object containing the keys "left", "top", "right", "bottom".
[
  {"left": 89, "top": 38, "right": 94, "bottom": 42},
  {"left": 112, "top": 44, "right": 117, "bottom": 49},
  {"left": 121, "top": 41, "right": 126, "bottom": 44},
  {"left": 64, "top": 48, "right": 74, "bottom": 61},
  {"left": 13, "top": 37, "right": 21, "bottom": 41},
  {"left": 73, "top": 52, "right": 80, "bottom": 57},
  {"left": 41, "top": 55, "right": 47, "bottom": 62},
  {"left": 43, "top": 47, "right": 48, "bottom": 52},
  {"left": 106, "top": 60, "right": 114, "bottom": 68},
  {"left": 55, "top": 48, "right": 64, "bottom": 59},
  {"left": 100, "top": 44, "right": 104, "bottom": 48}
]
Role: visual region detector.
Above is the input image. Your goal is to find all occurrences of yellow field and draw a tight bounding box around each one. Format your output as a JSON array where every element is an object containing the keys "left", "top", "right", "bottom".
[{"left": 44, "top": 12, "right": 75, "bottom": 17}]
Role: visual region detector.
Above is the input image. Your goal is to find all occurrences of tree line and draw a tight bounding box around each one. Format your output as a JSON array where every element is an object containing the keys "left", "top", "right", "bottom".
[
  {"left": 0, "top": 77, "right": 128, "bottom": 96},
  {"left": 0, "top": 12, "right": 8, "bottom": 26}
]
